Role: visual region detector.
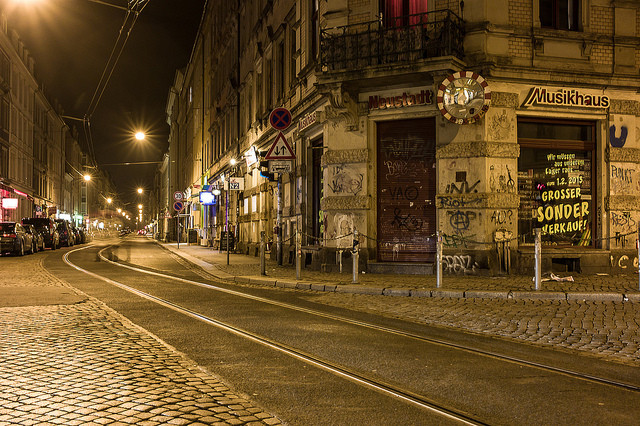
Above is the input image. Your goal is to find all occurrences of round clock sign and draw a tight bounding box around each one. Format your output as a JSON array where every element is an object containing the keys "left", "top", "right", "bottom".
[{"left": 437, "top": 71, "right": 491, "bottom": 124}]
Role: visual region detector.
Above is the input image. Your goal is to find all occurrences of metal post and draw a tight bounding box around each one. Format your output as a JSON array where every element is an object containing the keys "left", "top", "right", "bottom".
[
  {"left": 276, "top": 178, "right": 283, "bottom": 265},
  {"left": 177, "top": 216, "right": 180, "bottom": 249},
  {"left": 534, "top": 228, "right": 541, "bottom": 290},
  {"left": 226, "top": 189, "right": 230, "bottom": 265},
  {"left": 296, "top": 228, "right": 302, "bottom": 280},
  {"left": 436, "top": 230, "right": 442, "bottom": 288},
  {"left": 637, "top": 224, "right": 640, "bottom": 291},
  {"left": 352, "top": 229, "right": 359, "bottom": 284},
  {"left": 260, "top": 231, "right": 266, "bottom": 276}
]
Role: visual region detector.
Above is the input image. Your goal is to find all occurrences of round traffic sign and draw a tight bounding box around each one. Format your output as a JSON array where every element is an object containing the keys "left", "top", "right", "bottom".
[
  {"left": 173, "top": 201, "right": 184, "bottom": 212},
  {"left": 173, "top": 191, "right": 184, "bottom": 201},
  {"left": 269, "top": 108, "right": 292, "bottom": 130}
]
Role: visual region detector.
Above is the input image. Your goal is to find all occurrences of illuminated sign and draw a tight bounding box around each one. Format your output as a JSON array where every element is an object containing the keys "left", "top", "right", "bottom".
[
  {"left": 2, "top": 198, "right": 18, "bottom": 209},
  {"left": 369, "top": 89, "right": 433, "bottom": 111},
  {"left": 244, "top": 146, "right": 258, "bottom": 167},
  {"left": 199, "top": 191, "right": 216, "bottom": 205},
  {"left": 523, "top": 87, "right": 610, "bottom": 109}
]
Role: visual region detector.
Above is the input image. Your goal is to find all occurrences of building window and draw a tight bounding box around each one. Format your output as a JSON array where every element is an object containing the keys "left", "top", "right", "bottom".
[
  {"left": 381, "top": 0, "right": 428, "bottom": 27},
  {"left": 540, "top": 0, "right": 580, "bottom": 31},
  {"left": 310, "top": 0, "right": 319, "bottom": 60},
  {"left": 517, "top": 118, "right": 595, "bottom": 247}
]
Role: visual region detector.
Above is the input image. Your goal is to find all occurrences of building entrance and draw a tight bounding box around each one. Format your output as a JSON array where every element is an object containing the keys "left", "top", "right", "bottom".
[{"left": 376, "top": 118, "right": 436, "bottom": 262}]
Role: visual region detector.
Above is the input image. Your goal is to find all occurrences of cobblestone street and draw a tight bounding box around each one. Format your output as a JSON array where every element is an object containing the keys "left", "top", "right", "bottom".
[{"left": 0, "top": 257, "right": 281, "bottom": 426}]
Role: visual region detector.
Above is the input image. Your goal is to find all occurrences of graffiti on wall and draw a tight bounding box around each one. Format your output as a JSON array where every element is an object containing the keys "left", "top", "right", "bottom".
[
  {"left": 610, "top": 254, "right": 639, "bottom": 270},
  {"left": 609, "top": 124, "right": 628, "bottom": 148},
  {"left": 489, "top": 164, "right": 516, "bottom": 193},
  {"left": 443, "top": 254, "right": 479, "bottom": 274},
  {"left": 327, "top": 164, "right": 364, "bottom": 196},
  {"left": 490, "top": 210, "right": 513, "bottom": 225}
]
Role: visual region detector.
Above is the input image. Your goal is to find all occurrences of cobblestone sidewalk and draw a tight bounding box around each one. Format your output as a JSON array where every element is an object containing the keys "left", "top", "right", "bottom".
[{"left": 0, "top": 256, "right": 281, "bottom": 426}]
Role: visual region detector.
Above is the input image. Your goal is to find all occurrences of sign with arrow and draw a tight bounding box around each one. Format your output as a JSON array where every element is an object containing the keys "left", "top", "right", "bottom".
[{"left": 265, "top": 132, "right": 296, "bottom": 160}]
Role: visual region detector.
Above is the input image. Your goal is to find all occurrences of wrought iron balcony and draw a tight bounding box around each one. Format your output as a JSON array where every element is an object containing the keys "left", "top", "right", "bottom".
[{"left": 320, "top": 9, "right": 464, "bottom": 72}]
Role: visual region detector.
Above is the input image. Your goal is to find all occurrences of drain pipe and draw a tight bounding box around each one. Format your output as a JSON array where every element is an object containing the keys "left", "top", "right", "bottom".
[{"left": 436, "top": 230, "right": 443, "bottom": 288}]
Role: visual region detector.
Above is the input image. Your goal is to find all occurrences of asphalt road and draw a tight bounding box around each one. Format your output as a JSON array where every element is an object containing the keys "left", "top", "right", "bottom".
[{"left": 36, "top": 238, "right": 640, "bottom": 425}]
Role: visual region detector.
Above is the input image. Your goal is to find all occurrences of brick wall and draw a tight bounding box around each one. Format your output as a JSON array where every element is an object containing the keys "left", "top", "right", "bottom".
[
  {"left": 591, "top": 6, "right": 613, "bottom": 35},
  {"left": 509, "top": 37, "right": 532, "bottom": 59},
  {"left": 591, "top": 43, "right": 613, "bottom": 65},
  {"left": 509, "top": 0, "right": 532, "bottom": 27}
]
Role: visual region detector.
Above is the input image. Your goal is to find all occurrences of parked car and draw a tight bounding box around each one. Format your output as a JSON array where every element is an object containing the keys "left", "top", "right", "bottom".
[
  {"left": 69, "top": 222, "right": 82, "bottom": 244},
  {"left": 23, "top": 224, "right": 45, "bottom": 252},
  {"left": 22, "top": 217, "right": 59, "bottom": 250},
  {"left": 0, "top": 222, "right": 33, "bottom": 256},
  {"left": 55, "top": 219, "right": 75, "bottom": 247}
]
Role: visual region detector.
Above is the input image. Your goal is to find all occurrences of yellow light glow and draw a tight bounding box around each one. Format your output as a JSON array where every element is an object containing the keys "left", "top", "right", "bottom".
[
  {"left": 138, "top": 204, "right": 143, "bottom": 209},
  {"left": 135, "top": 132, "right": 145, "bottom": 140},
  {"left": 83, "top": 174, "right": 91, "bottom": 181},
  {"left": 106, "top": 198, "right": 112, "bottom": 204},
  {"left": 137, "top": 188, "right": 143, "bottom": 194}
]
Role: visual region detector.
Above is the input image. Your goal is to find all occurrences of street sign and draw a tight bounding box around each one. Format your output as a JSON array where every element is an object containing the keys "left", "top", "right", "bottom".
[
  {"left": 224, "top": 177, "right": 245, "bottom": 191},
  {"left": 173, "top": 191, "right": 184, "bottom": 201},
  {"left": 265, "top": 132, "right": 296, "bottom": 160},
  {"left": 269, "top": 107, "right": 292, "bottom": 130},
  {"left": 173, "top": 201, "right": 184, "bottom": 211},
  {"left": 269, "top": 160, "right": 292, "bottom": 174}
]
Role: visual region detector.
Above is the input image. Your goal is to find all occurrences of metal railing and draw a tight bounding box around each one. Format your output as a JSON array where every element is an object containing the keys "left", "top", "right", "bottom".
[{"left": 320, "top": 9, "right": 464, "bottom": 72}]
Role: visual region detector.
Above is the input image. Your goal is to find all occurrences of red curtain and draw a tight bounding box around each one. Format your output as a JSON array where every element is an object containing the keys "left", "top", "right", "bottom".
[{"left": 385, "top": 0, "right": 428, "bottom": 26}]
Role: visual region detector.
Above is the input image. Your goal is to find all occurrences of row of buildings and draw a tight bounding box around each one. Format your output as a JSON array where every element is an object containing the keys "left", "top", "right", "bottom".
[
  {"left": 155, "top": 0, "right": 640, "bottom": 276},
  {"left": 0, "top": 10, "right": 123, "bottom": 232}
]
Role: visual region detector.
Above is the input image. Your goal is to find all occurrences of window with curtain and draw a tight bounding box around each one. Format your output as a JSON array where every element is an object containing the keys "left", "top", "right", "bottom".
[
  {"left": 382, "top": 0, "right": 428, "bottom": 27},
  {"left": 540, "top": 0, "right": 580, "bottom": 31}
]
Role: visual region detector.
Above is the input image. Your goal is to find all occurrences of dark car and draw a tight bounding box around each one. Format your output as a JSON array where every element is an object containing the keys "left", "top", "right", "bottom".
[
  {"left": 23, "top": 224, "right": 45, "bottom": 252},
  {"left": 69, "top": 222, "right": 82, "bottom": 245},
  {"left": 0, "top": 222, "right": 33, "bottom": 256},
  {"left": 22, "top": 218, "right": 59, "bottom": 250},
  {"left": 55, "top": 219, "right": 75, "bottom": 247}
]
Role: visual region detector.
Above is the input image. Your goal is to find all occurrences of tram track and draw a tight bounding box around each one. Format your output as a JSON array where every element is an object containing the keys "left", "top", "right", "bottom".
[{"left": 61, "top": 242, "right": 640, "bottom": 424}]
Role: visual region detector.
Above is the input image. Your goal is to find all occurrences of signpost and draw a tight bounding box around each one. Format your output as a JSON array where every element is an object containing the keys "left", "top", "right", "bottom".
[
  {"left": 173, "top": 191, "right": 184, "bottom": 201},
  {"left": 265, "top": 132, "right": 295, "bottom": 160},
  {"left": 174, "top": 201, "right": 184, "bottom": 249}
]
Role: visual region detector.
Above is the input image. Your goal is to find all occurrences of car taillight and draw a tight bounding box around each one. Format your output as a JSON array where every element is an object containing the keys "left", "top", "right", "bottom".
[{"left": 2, "top": 233, "right": 16, "bottom": 238}]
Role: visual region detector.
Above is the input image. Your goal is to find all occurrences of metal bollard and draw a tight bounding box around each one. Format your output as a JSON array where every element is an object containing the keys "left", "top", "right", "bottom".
[
  {"left": 352, "top": 230, "right": 359, "bottom": 284},
  {"left": 436, "top": 230, "right": 442, "bottom": 288},
  {"left": 637, "top": 225, "right": 640, "bottom": 291},
  {"left": 534, "top": 228, "right": 541, "bottom": 290},
  {"left": 296, "top": 230, "right": 302, "bottom": 280},
  {"left": 260, "top": 231, "right": 266, "bottom": 276},
  {"left": 337, "top": 250, "right": 343, "bottom": 273}
]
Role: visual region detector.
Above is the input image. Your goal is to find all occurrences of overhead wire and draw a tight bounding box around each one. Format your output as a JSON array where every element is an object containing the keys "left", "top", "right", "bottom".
[{"left": 82, "top": 0, "right": 150, "bottom": 167}]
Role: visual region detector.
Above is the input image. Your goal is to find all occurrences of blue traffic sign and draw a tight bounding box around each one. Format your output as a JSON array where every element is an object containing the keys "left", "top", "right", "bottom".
[{"left": 173, "top": 201, "right": 184, "bottom": 211}]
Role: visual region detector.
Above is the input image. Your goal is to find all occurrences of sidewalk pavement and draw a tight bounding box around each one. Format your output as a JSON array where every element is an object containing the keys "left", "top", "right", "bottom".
[{"left": 158, "top": 241, "right": 640, "bottom": 303}]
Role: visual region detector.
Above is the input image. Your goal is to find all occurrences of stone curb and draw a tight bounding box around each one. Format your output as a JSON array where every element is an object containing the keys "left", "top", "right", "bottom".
[{"left": 156, "top": 242, "right": 640, "bottom": 303}]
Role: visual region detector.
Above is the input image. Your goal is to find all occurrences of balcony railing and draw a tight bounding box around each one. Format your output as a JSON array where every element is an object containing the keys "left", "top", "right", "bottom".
[{"left": 320, "top": 9, "right": 464, "bottom": 72}]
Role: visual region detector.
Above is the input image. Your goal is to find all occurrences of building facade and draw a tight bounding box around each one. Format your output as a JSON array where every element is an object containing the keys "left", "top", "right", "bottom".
[
  {"left": 0, "top": 10, "right": 115, "bottom": 229},
  {"left": 165, "top": 0, "right": 640, "bottom": 275}
]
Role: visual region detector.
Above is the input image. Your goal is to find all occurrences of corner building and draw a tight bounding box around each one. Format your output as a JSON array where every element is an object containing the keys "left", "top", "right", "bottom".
[{"left": 173, "top": 0, "right": 640, "bottom": 275}]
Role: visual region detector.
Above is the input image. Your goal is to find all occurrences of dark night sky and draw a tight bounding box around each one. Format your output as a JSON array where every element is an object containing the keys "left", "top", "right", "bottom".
[{"left": 3, "top": 0, "right": 204, "bottom": 206}]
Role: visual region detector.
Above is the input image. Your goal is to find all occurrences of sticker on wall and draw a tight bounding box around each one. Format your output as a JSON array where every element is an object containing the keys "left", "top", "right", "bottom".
[{"left": 437, "top": 71, "right": 491, "bottom": 125}]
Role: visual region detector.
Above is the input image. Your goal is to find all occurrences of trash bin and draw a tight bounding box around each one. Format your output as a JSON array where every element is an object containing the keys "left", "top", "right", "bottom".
[{"left": 188, "top": 229, "right": 198, "bottom": 244}]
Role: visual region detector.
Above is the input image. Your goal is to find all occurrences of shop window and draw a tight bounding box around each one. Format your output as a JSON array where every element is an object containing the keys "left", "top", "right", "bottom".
[
  {"left": 518, "top": 119, "right": 595, "bottom": 247},
  {"left": 540, "top": 0, "right": 580, "bottom": 31},
  {"left": 381, "top": 0, "right": 428, "bottom": 27}
]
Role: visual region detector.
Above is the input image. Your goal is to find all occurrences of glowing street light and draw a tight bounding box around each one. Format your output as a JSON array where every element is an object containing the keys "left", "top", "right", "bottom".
[
  {"left": 83, "top": 174, "right": 91, "bottom": 182},
  {"left": 106, "top": 197, "right": 112, "bottom": 204},
  {"left": 135, "top": 131, "right": 145, "bottom": 141},
  {"left": 137, "top": 188, "right": 143, "bottom": 194}
]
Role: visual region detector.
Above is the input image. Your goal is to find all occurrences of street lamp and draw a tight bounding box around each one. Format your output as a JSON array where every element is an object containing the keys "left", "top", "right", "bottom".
[{"left": 137, "top": 188, "right": 143, "bottom": 195}]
